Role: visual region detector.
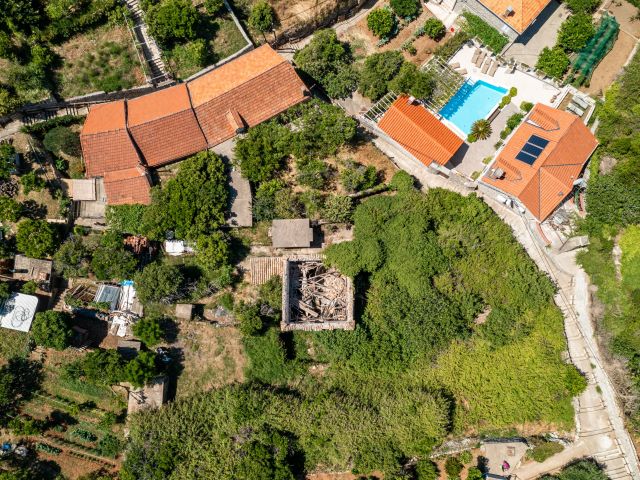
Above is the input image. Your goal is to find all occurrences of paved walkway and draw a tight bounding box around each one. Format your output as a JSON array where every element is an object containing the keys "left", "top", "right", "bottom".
[{"left": 371, "top": 133, "right": 639, "bottom": 480}]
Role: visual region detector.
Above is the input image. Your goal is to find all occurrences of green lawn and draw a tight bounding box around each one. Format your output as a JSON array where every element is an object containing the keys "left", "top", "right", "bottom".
[{"left": 0, "top": 330, "right": 31, "bottom": 362}]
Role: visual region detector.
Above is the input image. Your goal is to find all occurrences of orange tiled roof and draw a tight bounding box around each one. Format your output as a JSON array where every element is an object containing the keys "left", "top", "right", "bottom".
[
  {"left": 103, "top": 166, "right": 152, "bottom": 205},
  {"left": 188, "top": 44, "right": 308, "bottom": 146},
  {"left": 378, "top": 95, "right": 463, "bottom": 167},
  {"left": 482, "top": 104, "right": 598, "bottom": 221},
  {"left": 80, "top": 45, "right": 308, "bottom": 205},
  {"left": 476, "top": 0, "right": 551, "bottom": 33},
  {"left": 127, "top": 84, "right": 207, "bottom": 167},
  {"left": 80, "top": 101, "right": 142, "bottom": 177}
]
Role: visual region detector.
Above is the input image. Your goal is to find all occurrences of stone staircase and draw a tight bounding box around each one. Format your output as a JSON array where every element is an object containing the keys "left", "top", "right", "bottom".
[{"left": 123, "top": 0, "right": 173, "bottom": 86}]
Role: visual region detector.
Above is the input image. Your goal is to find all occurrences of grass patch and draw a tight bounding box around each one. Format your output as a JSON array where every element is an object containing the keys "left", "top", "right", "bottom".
[
  {"left": 528, "top": 440, "right": 564, "bottom": 462},
  {"left": 0, "top": 330, "right": 30, "bottom": 362},
  {"left": 54, "top": 24, "right": 145, "bottom": 98}
]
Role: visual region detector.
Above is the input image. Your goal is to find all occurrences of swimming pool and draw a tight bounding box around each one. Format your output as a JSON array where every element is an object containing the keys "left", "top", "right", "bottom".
[{"left": 439, "top": 79, "right": 508, "bottom": 136}]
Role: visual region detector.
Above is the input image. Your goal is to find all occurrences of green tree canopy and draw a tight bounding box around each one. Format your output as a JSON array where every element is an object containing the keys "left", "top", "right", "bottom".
[
  {"left": 234, "top": 121, "right": 291, "bottom": 183},
  {"left": 390, "top": 0, "right": 420, "bottom": 18},
  {"left": 147, "top": 0, "right": 199, "bottom": 47},
  {"left": 0, "top": 143, "right": 16, "bottom": 179},
  {"left": 144, "top": 150, "right": 228, "bottom": 240},
  {"left": 388, "top": 62, "right": 435, "bottom": 99},
  {"left": 195, "top": 232, "right": 230, "bottom": 276},
  {"left": 557, "top": 14, "right": 595, "bottom": 52},
  {"left": 43, "top": 126, "right": 81, "bottom": 157},
  {"left": 536, "top": 46, "right": 570, "bottom": 79},
  {"left": 125, "top": 351, "right": 158, "bottom": 388},
  {"left": 0, "top": 197, "right": 22, "bottom": 222},
  {"left": 367, "top": 8, "right": 395, "bottom": 38},
  {"left": 69, "top": 348, "right": 126, "bottom": 386},
  {"left": 91, "top": 231, "right": 137, "bottom": 281},
  {"left": 31, "top": 311, "right": 73, "bottom": 350},
  {"left": 132, "top": 317, "right": 164, "bottom": 347},
  {"left": 54, "top": 236, "right": 90, "bottom": 278},
  {"left": 134, "top": 262, "right": 183, "bottom": 304},
  {"left": 16, "top": 219, "right": 57, "bottom": 258},
  {"left": 423, "top": 18, "right": 446, "bottom": 40},
  {"left": 359, "top": 51, "right": 404, "bottom": 100},
  {"left": 249, "top": 0, "right": 276, "bottom": 36}
]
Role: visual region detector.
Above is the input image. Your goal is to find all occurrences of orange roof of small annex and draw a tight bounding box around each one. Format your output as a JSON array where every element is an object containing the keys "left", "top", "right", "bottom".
[
  {"left": 378, "top": 95, "right": 463, "bottom": 167},
  {"left": 477, "top": 0, "right": 551, "bottom": 33},
  {"left": 80, "top": 101, "right": 142, "bottom": 178},
  {"left": 103, "top": 166, "right": 152, "bottom": 205},
  {"left": 482, "top": 103, "right": 598, "bottom": 221}
]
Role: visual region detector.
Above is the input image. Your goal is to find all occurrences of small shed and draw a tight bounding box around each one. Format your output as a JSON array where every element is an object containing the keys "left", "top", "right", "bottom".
[
  {"left": 13, "top": 255, "right": 53, "bottom": 285},
  {"left": 127, "top": 376, "right": 168, "bottom": 415},
  {"left": 117, "top": 339, "right": 142, "bottom": 360},
  {"left": 270, "top": 219, "right": 314, "bottom": 248},
  {"left": 71, "top": 179, "right": 97, "bottom": 201},
  {"left": 175, "top": 303, "right": 193, "bottom": 320}
]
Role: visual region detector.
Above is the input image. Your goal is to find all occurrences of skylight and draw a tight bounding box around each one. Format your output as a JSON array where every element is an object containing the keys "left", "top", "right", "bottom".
[{"left": 515, "top": 134, "right": 549, "bottom": 165}]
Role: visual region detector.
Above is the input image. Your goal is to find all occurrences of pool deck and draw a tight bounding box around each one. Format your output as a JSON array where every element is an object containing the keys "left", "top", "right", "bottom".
[{"left": 449, "top": 44, "right": 564, "bottom": 109}]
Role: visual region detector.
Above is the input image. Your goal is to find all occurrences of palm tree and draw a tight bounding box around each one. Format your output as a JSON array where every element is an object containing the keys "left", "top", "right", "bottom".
[{"left": 469, "top": 119, "right": 492, "bottom": 142}]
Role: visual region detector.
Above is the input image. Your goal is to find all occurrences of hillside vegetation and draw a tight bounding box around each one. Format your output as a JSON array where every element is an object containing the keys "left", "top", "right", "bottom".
[
  {"left": 578, "top": 47, "right": 640, "bottom": 433},
  {"left": 123, "top": 185, "right": 583, "bottom": 479}
]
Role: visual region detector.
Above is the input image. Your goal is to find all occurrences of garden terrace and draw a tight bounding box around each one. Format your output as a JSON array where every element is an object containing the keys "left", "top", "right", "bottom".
[{"left": 281, "top": 258, "right": 354, "bottom": 332}]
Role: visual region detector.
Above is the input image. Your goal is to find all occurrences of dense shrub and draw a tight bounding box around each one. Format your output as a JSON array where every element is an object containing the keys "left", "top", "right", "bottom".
[
  {"left": 134, "top": 262, "right": 183, "bottom": 304},
  {"left": 367, "top": 8, "right": 395, "bottom": 38},
  {"left": 43, "top": 126, "right": 81, "bottom": 157},
  {"left": 0, "top": 197, "right": 23, "bottom": 222},
  {"left": 423, "top": 17, "right": 446, "bottom": 40},
  {"left": 147, "top": 0, "right": 198, "bottom": 47},
  {"left": 20, "top": 171, "right": 45, "bottom": 195},
  {"left": 235, "top": 301, "right": 263, "bottom": 336},
  {"left": 445, "top": 456, "right": 463, "bottom": 478},
  {"left": 195, "top": 231, "right": 230, "bottom": 276},
  {"left": 248, "top": 0, "right": 276, "bottom": 37},
  {"left": 124, "top": 351, "right": 158, "bottom": 388},
  {"left": 340, "top": 160, "right": 378, "bottom": 193},
  {"left": 388, "top": 62, "right": 436, "bottom": 99},
  {"left": 16, "top": 219, "right": 57, "bottom": 258},
  {"left": 530, "top": 441, "right": 564, "bottom": 462},
  {"left": 132, "top": 317, "right": 164, "bottom": 347},
  {"left": 235, "top": 121, "right": 290, "bottom": 183},
  {"left": 564, "top": 0, "right": 600, "bottom": 13},
  {"left": 390, "top": 0, "right": 420, "bottom": 19},
  {"left": 205, "top": 0, "right": 224, "bottom": 15},
  {"left": 434, "top": 31, "right": 471, "bottom": 60},
  {"left": 294, "top": 29, "right": 357, "bottom": 99},
  {"left": 461, "top": 12, "right": 508, "bottom": 53},
  {"left": 359, "top": 51, "right": 404, "bottom": 100},
  {"left": 168, "top": 39, "right": 208, "bottom": 78},
  {"left": 323, "top": 194, "right": 353, "bottom": 223},
  {"left": 536, "top": 46, "right": 570, "bottom": 79},
  {"left": 53, "top": 237, "right": 90, "bottom": 278},
  {"left": 557, "top": 14, "right": 595, "bottom": 52},
  {"left": 31, "top": 311, "right": 73, "bottom": 350},
  {"left": 90, "top": 231, "right": 137, "bottom": 281}
]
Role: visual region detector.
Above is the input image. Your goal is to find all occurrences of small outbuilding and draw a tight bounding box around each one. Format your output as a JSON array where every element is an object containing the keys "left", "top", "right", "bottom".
[
  {"left": 175, "top": 303, "right": 193, "bottom": 320},
  {"left": 70, "top": 179, "right": 97, "bottom": 201},
  {"left": 13, "top": 255, "right": 53, "bottom": 289},
  {"left": 127, "top": 376, "right": 168, "bottom": 415},
  {"left": 270, "top": 219, "right": 314, "bottom": 249},
  {"left": 117, "top": 339, "right": 142, "bottom": 360}
]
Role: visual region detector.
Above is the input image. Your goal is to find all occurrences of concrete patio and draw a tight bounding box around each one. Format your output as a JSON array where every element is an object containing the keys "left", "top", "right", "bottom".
[
  {"left": 448, "top": 103, "right": 520, "bottom": 177},
  {"left": 449, "top": 44, "right": 564, "bottom": 108},
  {"left": 504, "top": 0, "right": 570, "bottom": 68}
]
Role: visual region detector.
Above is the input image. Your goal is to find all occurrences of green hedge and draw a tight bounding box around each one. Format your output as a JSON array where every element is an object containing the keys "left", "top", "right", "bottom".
[{"left": 461, "top": 12, "right": 509, "bottom": 53}]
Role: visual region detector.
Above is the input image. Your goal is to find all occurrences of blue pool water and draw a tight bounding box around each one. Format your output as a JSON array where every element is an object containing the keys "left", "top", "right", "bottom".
[{"left": 439, "top": 79, "right": 508, "bottom": 136}]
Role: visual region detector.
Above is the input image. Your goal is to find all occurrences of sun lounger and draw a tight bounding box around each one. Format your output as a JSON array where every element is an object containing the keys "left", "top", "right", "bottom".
[
  {"left": 488, "top": 61, "right": 498, "bottom": 76},
  {"left": 471, "top": 49, "right": 480, "bottom": 63},
  {"left": 481, "top": 59, "right": 491, "bottom": 74},
  {"left": 566, "top": 103, "right": 584, "bottom": 117},
  {"left": 450, "top": 62, "right": 460, "bottom": 69},
  {"left": 572, "top": 96, "right": 589, "bottom": 109},
  {"left": 475, "top": 51, "right": 486, "bottom": 67}
]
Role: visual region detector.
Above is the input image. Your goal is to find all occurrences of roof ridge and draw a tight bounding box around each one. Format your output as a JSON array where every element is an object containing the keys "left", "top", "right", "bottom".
[{"left": 188, "top": 54, "right": 288, "bottom": 106}]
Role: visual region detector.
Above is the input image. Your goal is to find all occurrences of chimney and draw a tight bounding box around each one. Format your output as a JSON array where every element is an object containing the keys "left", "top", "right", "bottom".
[
  {"left": 407, "top": 95, "right": 417, "bottom": 105},
  {"left": 504, "top": 5, "right": 514, "bottom": 16}
]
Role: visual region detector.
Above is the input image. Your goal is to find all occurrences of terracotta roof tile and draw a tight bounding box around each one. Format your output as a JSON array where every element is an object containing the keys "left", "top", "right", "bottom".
[
  {"left": 103, "top": 166, "right": 152, "bottom": 205},
  {"left": 186, "top": 45, "right": 308, "bottom": 146},
  {"left": 476, "top": 0, "right": 551, "bottom": 33},
  {"left": 482, "top": 104, "right": 598, "bottom": 221},
  {"left": 80, "top": 101, "right": 142, "bottom": 177},
  {"left": 378, "top": 95, "right": 463, "bottom": 167}
]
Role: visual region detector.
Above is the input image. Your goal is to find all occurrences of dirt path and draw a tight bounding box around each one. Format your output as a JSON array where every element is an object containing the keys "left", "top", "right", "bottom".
[{"left": 582, "top": 30, "right": 637, "bottom": 96}]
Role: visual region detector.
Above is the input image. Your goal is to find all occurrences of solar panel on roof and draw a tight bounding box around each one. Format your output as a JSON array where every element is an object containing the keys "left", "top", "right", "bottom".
[
  {"left": 516, "top": 151, "right": 537, "bottom": 165},
  {"left": 528, "top": 135, "right": 549, "bottom": 148},
  {"left": 521, "top": 143, "right": 544, "bottom": 156},
  {"left": 515, "top": 134, "right": 549, "bottom": 165}
]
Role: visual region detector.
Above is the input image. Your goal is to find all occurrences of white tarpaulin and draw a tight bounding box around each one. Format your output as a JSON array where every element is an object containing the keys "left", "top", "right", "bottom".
[{"left": 0, "top": 293, "right": 38, "bottom": 332}]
